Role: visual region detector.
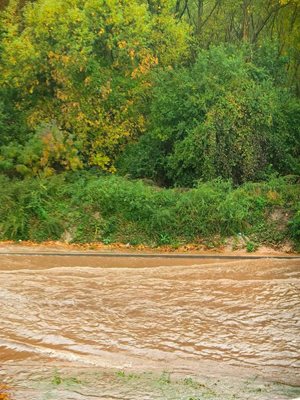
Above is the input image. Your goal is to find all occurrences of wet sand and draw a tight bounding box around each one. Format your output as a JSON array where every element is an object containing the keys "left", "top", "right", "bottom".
[{"left": 0, "top": 250, "right": 299, "bottom": 399}]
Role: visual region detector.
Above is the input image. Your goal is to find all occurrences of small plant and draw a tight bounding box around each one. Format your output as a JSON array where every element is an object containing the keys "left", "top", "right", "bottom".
[
  {"left": 51, "top": 369, "right": 81, "bottom": 386},
  {"left": 158, "top": 371, "right": 171, "bottom": 384},
  {"left": 157, "top": 233, "right": 172, "bottom": 246},
  {"left": 115, "top": 370, "right": 141, "bottom": 382},
  {"left": 171, "top": 241, "right": 180, "bottom": 249},
  {"left": 129, "top": 238, "right": 141, "bottom": 246},
  {"left": 246, "top": 241, "right": 258, "bottom": 252},
  {"left": 289, "top": 209, "right": 300, "bottom": 244},
  {"left": 0, "top": 173, "right": 298, "bottom": 250},
  {"left": 183, "top": 377, "right": 205, "bottom": 389},
  {"left": 116, "top": 370, "right": 126, "bottom": 378},
  {"left": 52, "top": 369, "right": 62, "bottom": 385}
]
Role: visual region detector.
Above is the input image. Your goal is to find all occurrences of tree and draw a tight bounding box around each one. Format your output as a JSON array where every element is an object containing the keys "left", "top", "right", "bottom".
[
  {"left": 0, "top": 0, "right": 189, "bottom": 175},
  {"left": 172, "top": 0, "right": 300, "bottom": 92},
  {"left": 119, "top": 45, "right": 300, "bottom": 186}
]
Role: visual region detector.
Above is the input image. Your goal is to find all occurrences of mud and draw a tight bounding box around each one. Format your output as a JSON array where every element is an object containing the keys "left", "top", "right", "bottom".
[{"left": 0, "top": 252, "right": 299, "bottom": 399}]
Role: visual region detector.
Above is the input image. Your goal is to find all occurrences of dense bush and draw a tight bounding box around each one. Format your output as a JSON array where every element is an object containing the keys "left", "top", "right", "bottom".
[
  {"left": 118, "top": 46, "right": 300, "bottom": 186},
  {"left": 0, "top": 0, "right": 189, "bottom": 176},
  {"left": 0, "top": 173, "right": 299, "bottom": 248},
  {"left": 1, "top": 1, "right": 299, "bottom": 183},
  {"left": 289, "top": 210, "right": 300, "bottom": 247}
]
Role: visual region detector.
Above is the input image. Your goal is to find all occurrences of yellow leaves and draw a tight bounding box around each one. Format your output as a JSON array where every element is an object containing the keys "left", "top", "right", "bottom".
[
  {"left": 48, "top": 50, "right": 58, "bottom": 60},
  {"left": 137, "top": 115, "right": 145, "bottom": 130},
  {"left": 61, "top": 55, "right": 71, "bottom": 65},
  {"left": 118, "top": 40, "right": 127, "bottom": 49},
  {"left": 76, "top": 111, "right": 86, "bottom": 121},
  {"left": 75, "top": 111, "right": 100, "bottom": 129},
  {"left": 0, "top": 0, "right": 191, "bottom": 175},
  {"left": 48, "top": 51, "right": 71, "bottom": 66},
  {"left": 131, "top": 53, "right": 158, "bottom": 78},
  {"left": 68, "top": 156, "right": 83, "bottom": 171},
  {"left": 100, "top": 80, "right": 112, "bottom": 100},
  {"left": 129, "top": 49, "right": 135, "bottom": 60},
  {"left": 7, "top": 55, "right": 17, "bottom": 66},
  {"left": 38, "top": 126, "right": 83, "bottom": 172},
  {"left": 56, "top": 89, "right": 69, "bottom": 101},
  {"left": 267, "top": 190, "right": 280, "bottom": 202},
  {"left": 27, "top": 109, "right": 49, "bottom": 128},
  {"left": 279, "top": 0, "right": 300, "bottom": 5},
  {"left": 89, "top": 152, "right": 112, "bottom": 170},
  {"left": 61, "top": 102, "right": 80, "bottom": 115},
  {"left": 42, "top": 166, "right": 56, "bottom": 177}
]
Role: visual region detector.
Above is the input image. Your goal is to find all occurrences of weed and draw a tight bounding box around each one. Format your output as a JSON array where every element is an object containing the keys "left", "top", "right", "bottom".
[
  {"left": 289, "top": 209, "right": 300, "bottom": 244},
  {"left": 51, "top": 369, "right": 81, "bottom": 386},
  {"left": 102, "top": 237, "right": 112, "bottom": 245},
  {"left": 52, "top": 369, "right": 62, "bottom": 386},
  {"left": 116, "top": 370, "right": 126, "bottom": 378},
  {"left": 157, "top": 233, "right": 172, "bottom": 246},
  {"left": 0, "top": 173, "right": 299, "bottom": 249},
  {"left": 183, "top": 377, "right": 205, "bottom": 389},
  {"left": 246, "top": 241, "right": 258, "bottom": 252},
  {"left": 115, "top": 370, "right": 141, "bottom": 383},
  {"left": 158, "top": 371, "right": 171, "bottom": 384}
]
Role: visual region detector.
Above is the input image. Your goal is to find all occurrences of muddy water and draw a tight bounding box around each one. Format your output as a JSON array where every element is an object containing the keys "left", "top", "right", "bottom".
[{"left": 0, "top": 254, "right": 300, "bottom": 399}]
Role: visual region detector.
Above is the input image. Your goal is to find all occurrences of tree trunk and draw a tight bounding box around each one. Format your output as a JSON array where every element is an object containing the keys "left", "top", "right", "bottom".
[
  {"left": 196, "top": 0, "right": 204, "bottom": 35},
  {"left": 242, "top": 0, "right": 250, "bottom": 42}
]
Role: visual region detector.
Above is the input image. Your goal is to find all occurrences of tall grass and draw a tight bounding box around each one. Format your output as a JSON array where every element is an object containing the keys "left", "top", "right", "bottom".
[{"left": 0, "top": 172, "right": 299, "bottom": 248}]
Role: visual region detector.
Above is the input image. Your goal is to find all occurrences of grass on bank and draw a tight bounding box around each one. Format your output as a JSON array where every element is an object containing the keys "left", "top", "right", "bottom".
[
  {"left": 0, "top": 172, "right": 299, "bottom": 250},
  {"left": 26, "top": 368, "right": 300, "bottom": 400}
]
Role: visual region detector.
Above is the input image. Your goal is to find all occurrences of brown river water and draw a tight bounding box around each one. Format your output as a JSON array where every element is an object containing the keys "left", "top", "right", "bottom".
[{"left": 0, "top": 253, "right": 299, "bottom": 399}]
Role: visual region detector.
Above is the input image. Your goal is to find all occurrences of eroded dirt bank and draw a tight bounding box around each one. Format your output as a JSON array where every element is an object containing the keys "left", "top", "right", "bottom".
[{"left": 0, "top": 249, "right": 299, "bottom": 399}]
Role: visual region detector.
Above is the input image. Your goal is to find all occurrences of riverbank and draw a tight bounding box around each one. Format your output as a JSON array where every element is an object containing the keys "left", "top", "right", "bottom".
[
  {"left": 0, "top": 240, "right": 298, "bottom": 258},
  {"left": 0, "top": 173, "right": 299, "bottom": 252},
  {"left": 1, "top": 362, "right": 299, "bottom": 400}
]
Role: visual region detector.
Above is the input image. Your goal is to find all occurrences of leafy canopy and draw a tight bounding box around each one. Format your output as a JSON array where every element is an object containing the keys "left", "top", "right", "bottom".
[
  {"left": 0, "top": 0, "right": 189, "bottom": 175},
  {"left": 119, "top": 45, "right": 300, "bottom": 186}
]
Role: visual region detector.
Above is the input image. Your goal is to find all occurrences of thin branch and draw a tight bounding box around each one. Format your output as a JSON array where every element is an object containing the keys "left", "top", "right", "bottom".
[
  {"left": 252, "top": 2, "right": 292, "bottom": 43},
  {"left": 176, "top": 0, "right": 189, "bottom": 19},
  {"left": 199, "top": 0, "right": 219, "bottom": 30}
]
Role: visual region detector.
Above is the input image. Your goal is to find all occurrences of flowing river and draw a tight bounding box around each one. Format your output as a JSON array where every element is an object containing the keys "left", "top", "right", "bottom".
[{"left": 0, "top": 252, "right": 299, "bottom": 399}]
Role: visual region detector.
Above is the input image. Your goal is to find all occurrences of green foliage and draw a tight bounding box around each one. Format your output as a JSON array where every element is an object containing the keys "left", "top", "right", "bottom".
[
  {"left": 119, "top": 45, "right": 300, "bottom": 186},
  {"left": 0, "top": 1, "right": 299, "bottom": 251},
  {"left": 0, "top": 0, "right": 299, "bottom": 186},
  {"left": 158, "top": 371, "right": 171, "bottom": 385},
  {"left": 289, "top": 209, "right": 300, "bottom": 243},
  {"left": 0, "top": 174, "right": 64, "bottom": 240},
  {"left": 0, "top": 0, "right": 189, "bottom": 175},
  {"left": 52, "top": 370, "right": 62, "bottom": 386},
  {"left": 51, "top": 369, "right": 81, "bottom": 386},
  {"left": 246, "top": 241, "right": 258, "bottom": 253},
  {"left": 173, "top": 0, "right": 300, "bottom": 93},
  {"left": 0, "top": 173, "right": 299, "bottom": 249}
]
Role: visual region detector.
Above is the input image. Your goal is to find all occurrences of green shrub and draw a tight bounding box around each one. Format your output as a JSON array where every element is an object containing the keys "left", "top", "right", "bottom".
[
  {"left": 118, "top": 45, "right": 300, "bottom": 187},
  {"left": 246, "top": 241, "right": 258, "bottom": 253},
  {"left": 0, "top": 172, "right": 299, "bottom": 249},
  {"left": 289, "top": 208, "right": 300, "bottom": 245}
]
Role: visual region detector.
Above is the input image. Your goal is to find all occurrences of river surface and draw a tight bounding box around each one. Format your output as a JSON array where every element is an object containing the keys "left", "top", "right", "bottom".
[{"left": 0, "top": 253, "right": 299, "bottom": 399}]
